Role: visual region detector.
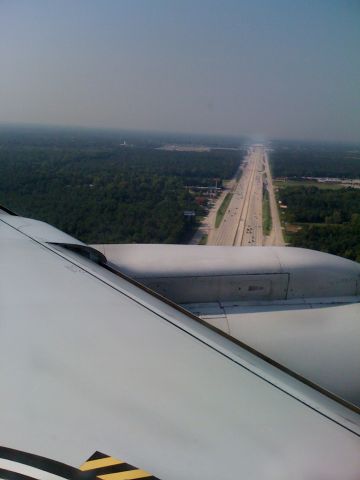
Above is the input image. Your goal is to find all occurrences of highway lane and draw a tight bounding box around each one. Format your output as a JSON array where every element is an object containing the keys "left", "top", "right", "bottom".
[
  {"left": 234, "top": 146, "right": 263, "bottom": 246},
  {"left": 192, "top": 166, "right": 242, "bottom": 245},
  {"left": 208, "top": 145, "right": 264, "bottom": 246},
  {"left": 208, "top": 156, "right": 250, "bottom": 245},
  {"left": 264, "top": 150, "right": 285, "bottom": 246},
  {"left": 206, "top": 159, "right": 249, "bottom": 245}
]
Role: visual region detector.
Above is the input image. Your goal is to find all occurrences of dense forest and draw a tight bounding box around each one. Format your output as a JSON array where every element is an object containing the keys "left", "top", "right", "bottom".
[
  {"left": 270, "top": 142, "right": 360, "bottom": 261},
  {"left": 271, "top": 144, "right": 360, "bottom": 178},
  {"left": 290, "top": 222, "right": 360, "bottom": 262},
  {"left": 0, "top": 128, "right": 242, "bottom": 244},
  {"left": 278, "top": 186, "right": 360, "bottom": 261},
  {"left": 279, "top": 187, "right": 360, "bottom": 224}
]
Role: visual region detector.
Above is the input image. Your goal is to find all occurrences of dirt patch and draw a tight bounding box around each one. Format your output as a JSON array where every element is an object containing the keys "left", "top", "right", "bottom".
[{"left": 286, "top": 224, "right": 302, "bottom": 233}]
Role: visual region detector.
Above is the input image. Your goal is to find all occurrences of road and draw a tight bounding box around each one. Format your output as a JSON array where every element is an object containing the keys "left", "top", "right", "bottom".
[
  {"left": 207, "top": 145, "right": 264, "bottom": 246},
  {"left": 188, "top": 175, "right": 239, "bottom": 245},
  {"left": 196, "top": 145, "right": 284, "bottom": 246},
  {"left": 234, "top": 146, "right": 264, "bottom": 246},
  {"left": 264, "top": 150, "right": 285, "bottom": 246}
]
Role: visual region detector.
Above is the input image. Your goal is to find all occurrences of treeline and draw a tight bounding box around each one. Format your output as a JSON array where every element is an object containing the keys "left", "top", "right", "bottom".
[
  {"left": 271, "top": 145, "right": 360, "bottom": 178},
  {"left": 291, "top": 223, "right": 360, "bottom": 263},
  {"left": 279, "top": 186, "right": 360, "bottom": 224},
  {"left": 0, "top": 143, "right": 242, "bottom": 244},
  {"left": 279, "top": 186, "right": 360, "bottom": 261},
  {"left": 0, "top": 124, "right": 243, "bottom": 149}
]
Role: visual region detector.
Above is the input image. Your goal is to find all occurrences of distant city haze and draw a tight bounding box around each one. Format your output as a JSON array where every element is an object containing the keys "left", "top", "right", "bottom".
[{"left": 0, "top": 0, "right": 359, "bottom": 142}]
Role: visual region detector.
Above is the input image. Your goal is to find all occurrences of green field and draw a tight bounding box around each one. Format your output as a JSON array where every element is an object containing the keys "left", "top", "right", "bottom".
[
  {"left": 215, "top": 193, "right": 233, "bottom": 228},
  {"left": 274, "top": 179, "right": 344, "bottom": 190}
]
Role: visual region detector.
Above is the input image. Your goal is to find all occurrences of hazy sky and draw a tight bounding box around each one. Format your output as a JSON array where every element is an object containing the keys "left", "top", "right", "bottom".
[{"left": 1, "top": 0, "right": 359, "bottom": 141}]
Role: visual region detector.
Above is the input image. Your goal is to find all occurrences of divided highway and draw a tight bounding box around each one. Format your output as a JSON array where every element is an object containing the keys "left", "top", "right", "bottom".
[{"left": 206, "top": 145, "right": 284, "bottom": 246}]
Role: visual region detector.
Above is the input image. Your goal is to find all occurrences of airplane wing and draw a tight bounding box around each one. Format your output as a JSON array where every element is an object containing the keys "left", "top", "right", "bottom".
[
  {"left": 97, "top": 243, "right": 360, "bottom": 407},
  {"left": 1, "top": 209, "right": 360, "bottom": 479}
]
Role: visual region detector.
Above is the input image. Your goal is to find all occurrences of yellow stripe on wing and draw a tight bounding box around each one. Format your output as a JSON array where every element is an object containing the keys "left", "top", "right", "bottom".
[
  {"left": 98, "top": 470, "right": 152, "bottom": 480},
  {"left": 80, "top": 457, "right": 124, "bottom": 471}
]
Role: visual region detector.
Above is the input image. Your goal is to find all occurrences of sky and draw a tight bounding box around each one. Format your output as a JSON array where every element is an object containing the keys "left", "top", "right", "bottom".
[{"left": 0, "top": 0, "right": 359, "bottom": 142}]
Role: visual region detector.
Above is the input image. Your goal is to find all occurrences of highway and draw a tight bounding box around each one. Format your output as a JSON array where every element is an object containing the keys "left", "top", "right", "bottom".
[
  {"left": 207, "top": 145, "right": 264, "bottom": 246},
  {"left": 205, "top": 145, "right": 284, "bottom": 246},
  {"left": 234, "top": 146, "right": 264, "bottom": 246},
  {"left": 264, "top": 150, "right": 285, "bottom": 246}
]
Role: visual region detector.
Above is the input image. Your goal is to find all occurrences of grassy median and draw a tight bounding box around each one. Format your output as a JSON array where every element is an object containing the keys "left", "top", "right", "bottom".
[
  {"left": 262, "top": 189, "right": 272, "bottom": 235},
  {"left": 199, "top": 234, "right": 208, "bottom": 245},
  {"left": 215, "top": 193, "right": 233, "bottom": 228}
]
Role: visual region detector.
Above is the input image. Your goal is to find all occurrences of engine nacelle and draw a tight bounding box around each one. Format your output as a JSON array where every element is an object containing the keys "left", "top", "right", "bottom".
[{"left": 93, "top": 244, "right": 360, "bottom": 304}]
